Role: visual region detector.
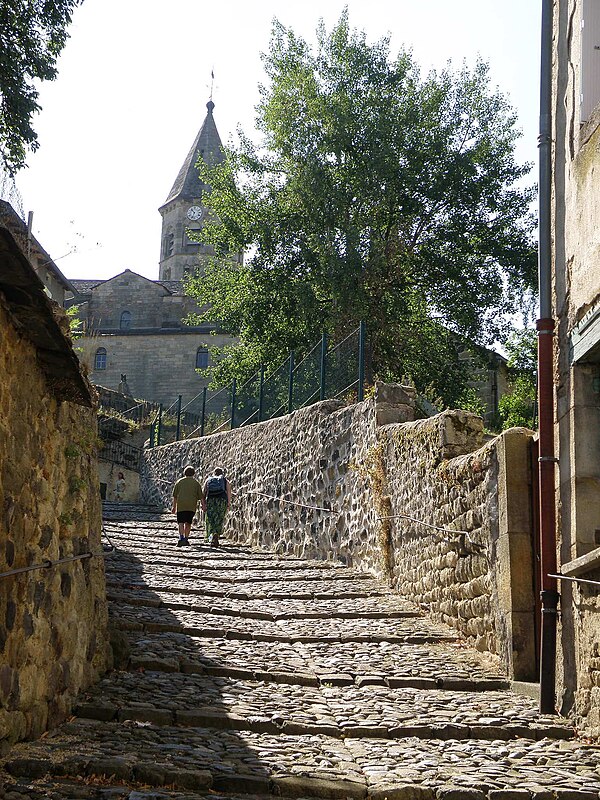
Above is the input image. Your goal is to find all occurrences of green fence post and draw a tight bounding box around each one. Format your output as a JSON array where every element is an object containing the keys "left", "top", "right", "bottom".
[
  {"left": 258, "top": 366, "right": 265, "bottom": 422},
  {"left": 156, "top": 404, "right": 163, "bottom": 447},
  {"left": 230, "top": 379, "right": 237, "bottom": 429},
  {"left": 320, "top": 333, "right": 328, "bottom": 401},
  {"left": 358, "top": 321, "right": 366, "bottom": 402},
  {"left": 149, "top": 421, "right": 155, "bottom": 448},
  {"left": 175, "top": 394, "right": 182, "bottom": 441},
  {"left": 288, "top": 351, "right": 295, "bottom": 413},
  {"left": 200, "top": 386, "right": 207, "bottom": 436}
]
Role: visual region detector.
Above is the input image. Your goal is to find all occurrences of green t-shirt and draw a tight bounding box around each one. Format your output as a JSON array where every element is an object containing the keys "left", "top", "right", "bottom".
[{"left": 173, "top": 476, "right": 202, "bottom": 512}]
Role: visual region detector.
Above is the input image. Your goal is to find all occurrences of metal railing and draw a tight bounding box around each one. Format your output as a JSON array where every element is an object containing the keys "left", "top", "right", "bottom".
[
  {"left": 149, "top": 322, "right": 366, "bottom": 446},
  {"left": 98, "top": 440, "right": 142, "bottom": 471}
]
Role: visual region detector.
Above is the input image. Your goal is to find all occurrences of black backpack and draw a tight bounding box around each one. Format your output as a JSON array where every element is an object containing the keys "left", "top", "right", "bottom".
[{"left": 206, "top": 474, "right": 227, "bottom": 498}]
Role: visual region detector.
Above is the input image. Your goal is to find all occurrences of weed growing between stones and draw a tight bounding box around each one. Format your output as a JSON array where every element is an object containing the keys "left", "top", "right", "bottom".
[
  {"left": 64, "top": 444, "right": 80, "bottom": 460},
  {"left": 352, "top": 440, "right": 393, "bottom": 583},
  {"left": 68, "top": 476, "right": 86, "bottom": 494}
]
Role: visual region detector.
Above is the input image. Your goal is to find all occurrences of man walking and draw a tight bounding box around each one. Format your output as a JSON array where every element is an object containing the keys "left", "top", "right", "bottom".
[
  {"left": 201, "top": 467, "right": 231, "bottom": 548},
  {"left": 172, "top": 465, "right": 203, "bottom": 547}
]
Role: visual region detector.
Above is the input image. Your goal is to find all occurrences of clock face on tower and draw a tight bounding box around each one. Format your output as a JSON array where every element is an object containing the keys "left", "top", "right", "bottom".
[{"left": 186, "top": 205, "right": 203, "bottom": 221}]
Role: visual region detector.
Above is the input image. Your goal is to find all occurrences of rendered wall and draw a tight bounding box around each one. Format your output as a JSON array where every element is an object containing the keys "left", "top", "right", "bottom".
[
  {"left": 77, "top": 330, "right": 233, "bottom": 407},
  {"left": 0, "top": 301, "right": 109, "bottom": 748},
  {"left": 552, "top": 0, "right": 600, "bottom": 735},
  {"left": 141, "top": 391, "right": 536, "bottom": 680}
]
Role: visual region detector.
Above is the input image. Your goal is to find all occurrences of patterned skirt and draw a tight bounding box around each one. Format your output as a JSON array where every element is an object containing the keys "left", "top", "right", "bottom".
[{"left": 205, "top": 497, "right": 228, "bottom": 538}]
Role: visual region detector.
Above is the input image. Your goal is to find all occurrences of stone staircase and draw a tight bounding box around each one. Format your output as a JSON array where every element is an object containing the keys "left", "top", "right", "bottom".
[{"left": 2, "top": 504, "right": 600, "bottom": 799}]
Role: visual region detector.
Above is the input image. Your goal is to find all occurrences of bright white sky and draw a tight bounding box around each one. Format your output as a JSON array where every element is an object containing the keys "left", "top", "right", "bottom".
[{"left": 15, "top": 0, "right": 541, "bottom": 282}]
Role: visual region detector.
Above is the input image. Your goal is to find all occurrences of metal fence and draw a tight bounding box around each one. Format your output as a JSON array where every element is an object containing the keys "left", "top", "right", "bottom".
[
  {"left": 98, "top": 440, "right": 142, "bottom": 471},
  {"left": 149, "top": 322, "right": 366, "bottom": 447}
]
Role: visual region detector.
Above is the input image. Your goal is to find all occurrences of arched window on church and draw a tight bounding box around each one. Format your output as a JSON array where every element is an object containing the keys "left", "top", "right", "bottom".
[
  {"left": 196, "top": 347, "right": 209, "bottom": 369},
  {"left": 163, "top": 233, "right": 174, "bottom": 258},
  {"left": 94, "top": 347, "right": 107, "bottom": 370},
  {"left": 120, "top": 311, "right": 132, "bottom": 330}
]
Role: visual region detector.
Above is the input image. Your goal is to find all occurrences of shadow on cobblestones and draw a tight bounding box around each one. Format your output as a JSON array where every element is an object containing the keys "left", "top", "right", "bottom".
[
  {"left": 0, "top": 505, "right": 274, "bottom": 798},
  {"left": 3, "top": 504, "right": 600, "bottom": 800}
]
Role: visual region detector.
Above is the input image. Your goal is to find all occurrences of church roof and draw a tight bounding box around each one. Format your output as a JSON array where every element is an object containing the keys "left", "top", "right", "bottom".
[
  {"left": 0, "top": 200, "right": 76, "bottom": 294},
  {"left": 70, "top": 277, "right": 186, "bottom": 297},
  {"left": 163, "top": 100, "right": 224, "bottom": 206},
  {"left": 70, "top": 279, "right": 104, "bottom": 295}
]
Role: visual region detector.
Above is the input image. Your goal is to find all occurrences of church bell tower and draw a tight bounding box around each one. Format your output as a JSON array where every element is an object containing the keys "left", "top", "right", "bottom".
[{"left": 158, "top": 100, "right": 224, "bottom": 281}]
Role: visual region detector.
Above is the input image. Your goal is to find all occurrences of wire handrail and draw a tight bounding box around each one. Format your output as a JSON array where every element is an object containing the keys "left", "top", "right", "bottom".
[
  {"left": 0, "top": 547, "right": 115, "bottom": 581},
  {"left": 264, "top": 353, "right": 292, "bottom": 384},
  {"left": 292, "top": 338, "right": 321, "bottom": 375},
  {"left": 332, "top": 379, "right": 359, "bottom": 400},
  {"left": 328, "top": 327, "right": 358, "bottom": 354}
]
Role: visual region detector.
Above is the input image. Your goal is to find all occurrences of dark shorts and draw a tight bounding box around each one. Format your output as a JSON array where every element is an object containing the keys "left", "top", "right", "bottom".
[{"left": 176, "top": 510, "right": 194, "bottom": 524}]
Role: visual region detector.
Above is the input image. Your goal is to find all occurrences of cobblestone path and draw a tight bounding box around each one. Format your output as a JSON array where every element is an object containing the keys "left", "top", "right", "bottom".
[{"left": 3, "top": 503, "right": 600, "bottom": 799}]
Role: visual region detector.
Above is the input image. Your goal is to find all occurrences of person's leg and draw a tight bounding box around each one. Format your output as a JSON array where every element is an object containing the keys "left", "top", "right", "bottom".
[
  {"left": 211, "top": 498, "right": 227, "bottom": 546},
  {"left": 205, "top": 500, "right": 215, "bottom": 543},
  {"left": 183, "top": 521, "right": 192, "bottom": 539}
]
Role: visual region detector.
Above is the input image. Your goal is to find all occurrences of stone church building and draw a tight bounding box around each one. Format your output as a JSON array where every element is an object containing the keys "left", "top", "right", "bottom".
[{"left": 69, "top": 100, "right": 236, "bottom": 406}]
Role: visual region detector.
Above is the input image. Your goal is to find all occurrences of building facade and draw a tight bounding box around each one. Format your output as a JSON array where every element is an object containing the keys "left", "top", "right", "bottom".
[
  {"left": 69, "top": 101, "right": 236, "bottom": 406},
  {"left": 0, "top": 200, "right": 75, "bottom": 304},
  {"left": 70, "top": 269, "right": 232, "bottom": 406},
  {"left": 552, "top": 0, "right": 600, "bottom": 734}
]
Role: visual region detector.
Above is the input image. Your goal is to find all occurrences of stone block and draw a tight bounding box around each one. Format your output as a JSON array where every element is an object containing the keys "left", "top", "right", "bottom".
[
  {"left": 213, "top": 773, "right": 269, "bottom": 794},
  {"left": 370, "top": 787, "right": 435, "bottom": 800},
  {"left": 271, "top": 775, "right": 367, "bottom": 799},
  {"left": 162, "top": 767, "right": 213, "bottom": 790},
  {"left": 436, "top": 790, "right": 486, "bottom": 800},
  {"left": 118, "top": 706, "right": 174, "bottom": 725}
]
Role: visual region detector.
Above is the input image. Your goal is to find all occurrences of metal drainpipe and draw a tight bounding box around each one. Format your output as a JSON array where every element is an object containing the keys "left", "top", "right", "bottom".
[{"left": 537, "top": 0, "right": 559, "bottom": 715}]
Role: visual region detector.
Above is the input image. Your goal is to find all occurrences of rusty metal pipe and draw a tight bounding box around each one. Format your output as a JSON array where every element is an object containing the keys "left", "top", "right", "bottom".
[{"left": 537, "top": 0, "right": 558, "bottom": 715}]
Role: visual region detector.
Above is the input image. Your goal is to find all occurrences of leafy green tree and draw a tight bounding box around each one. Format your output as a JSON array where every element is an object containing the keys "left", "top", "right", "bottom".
[
  {"left": 0, "top": 0, "right": 83, "bottom": 175},
  {"left": 187, "top": 11, "right": 537, "bottom": 406},
  {"left": 498, "top": 327, "right": 537, "bottom": 429},
  {"left": 65, "top": 304, "right": 82, "bottom": 340}
]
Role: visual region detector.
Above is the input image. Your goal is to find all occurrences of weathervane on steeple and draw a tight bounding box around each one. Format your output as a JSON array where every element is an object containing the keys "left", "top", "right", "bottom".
[{"left": 206, "top": 69, "right": 216, "bottom": 113}]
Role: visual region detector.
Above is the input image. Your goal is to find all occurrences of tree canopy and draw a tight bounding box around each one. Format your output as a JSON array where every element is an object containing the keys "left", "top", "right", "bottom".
[
  {"left": 0, "top": 0, "right": 83, "bottom": 175},
  {"left": 497, "top": 327, "right": 537, "bottom": 430},
  {"left": 187, "top": 11, "right": 537, "bottom": 406}
]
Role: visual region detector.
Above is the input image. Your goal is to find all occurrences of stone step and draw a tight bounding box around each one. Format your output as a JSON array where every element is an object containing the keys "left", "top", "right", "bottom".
[
  {"left": 107, "top": 558, "right": 373, "bottom": 583},
  {"left": 105, "top": 572, "right": 389, "bottom": 600},
  {"left": 106, "top": 587, "right": 421, "bottom": 619},
  {"left": 0, "top": 775, "right": 265, "bottom": 800},
  {"left": 4, "top": 719, "right": 600, "bottom": 799},
  {"left": 108, "top": 602, "right": 456, "bottom": 644},
  {"left": 103, "top": 532, "right": 350, "bottom": 570},
  {"left": 123, "top": 631, "right": 509, "bottom": 691},
  {"left": 73, "top": 670, "right": 572, "bottom": 742}
]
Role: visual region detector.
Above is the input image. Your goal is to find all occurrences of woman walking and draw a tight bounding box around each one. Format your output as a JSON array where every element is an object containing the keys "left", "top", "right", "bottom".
[{"left": 201, "top": 467, "right": 231, "bottom": 548}]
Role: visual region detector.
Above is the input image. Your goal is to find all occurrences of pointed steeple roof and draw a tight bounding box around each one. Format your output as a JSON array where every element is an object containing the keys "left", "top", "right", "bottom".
[{"left": 163, "top": 100, "right": 224, "bottom": 205}]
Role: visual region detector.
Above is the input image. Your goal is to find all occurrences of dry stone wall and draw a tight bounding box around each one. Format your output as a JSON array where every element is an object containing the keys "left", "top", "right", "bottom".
[
  {"left": 0, "top": 300, "right": 109, "bottom": 748},
  {"left": 141, "top": 388, "right": 536, "bottom": 679},
  {"left": 143, "top": 398, "right": 384, "bottom": 572},
  {"left": 377, "top": 414, "right": 496, "bottom": 651}
]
